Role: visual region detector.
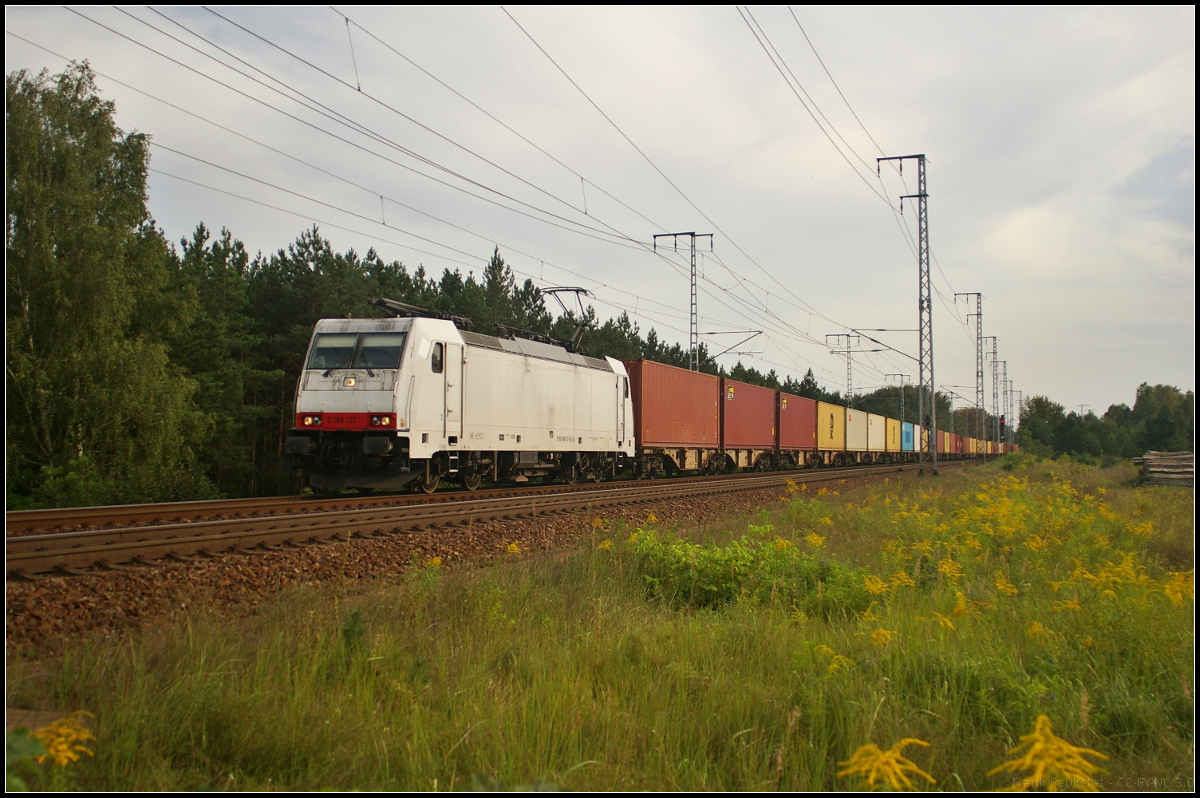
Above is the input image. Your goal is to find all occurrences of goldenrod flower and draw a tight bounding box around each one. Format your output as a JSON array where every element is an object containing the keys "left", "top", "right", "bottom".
[
  {"left": 590, "top": 517, "right": 606, "bottom": 529},
  {"left": 31, "top": 711, "right": 95, "bottom": 766},
  {"left": 425, "top": 556, "right": 443, "bottom": 567},
  {"left": 597, "top": 539, "right": 613, "bottom": 550},
  {"left": 1026, "top": 621, "right": 1058, "bottom": 641},
  {"left": 987, "top": 714, "right": 1106, "bottom": 791},
  {"left": 863, "top": 575, "right": 889, "bottom": 595},
  {"left": 889, "top": 571, "right": 916, "bottom": 589},
  {"left": 784, "top": 478, "right": 798, "bottom": 495},
  {"left": 920, "top": 612, "right": 955, "bottom": 630},
  {"left": 995, "top": 572, "right": 1019, "bottom": 596},
  {"left": 860, "top": 602, "right": 880, "bottom": 622},
  {"left": 774, "top": 537, "right": 794, "bottom": 551},
  {"left": 506, "top": 541, "right": 522, "bottom": 554},
  {"left": 869, "top": 628, "right": 898, "bottom": 647},
  {"left": 827, "top": 654, "right": 855, "bottom": 677},
  {"left": 937, "top": 556, "right": 965, "bottom": 583},
  {"left": 1163, "top": 570, "right": 1194, "bottom": 606},
  {"left": 645, "top": 512, "right": 659, "bottom": 524},
  {"left": 838, "top": 738, "right": 935, "bottom": 791},
  {"left": 805, "top": 532, "right": 827, "bottom": 549},
  {"left": 1053, "top": 600, "right": 1081, "bottom": 613}
]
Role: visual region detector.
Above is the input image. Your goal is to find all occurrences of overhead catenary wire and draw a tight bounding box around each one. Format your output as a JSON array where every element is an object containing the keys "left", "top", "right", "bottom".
[{"left": 16, "top": 10, "right": 966, "bottom": 390}]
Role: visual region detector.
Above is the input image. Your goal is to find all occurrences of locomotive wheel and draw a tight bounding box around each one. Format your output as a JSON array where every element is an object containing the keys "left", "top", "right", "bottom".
[
  {"left": 562, "top": 464, "right": 579, "bottom": 485},
  {"left": 416, "top": 473, "right": 440, "bottom": 494},
  {"left": 460, "top": 453, "right": 483, "bottom": 491}
]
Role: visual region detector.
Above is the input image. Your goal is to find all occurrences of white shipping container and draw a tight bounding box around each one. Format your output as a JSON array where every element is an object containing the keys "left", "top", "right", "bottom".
[{"left": 845, "top": 408, "right": 868, "bottom": 452}]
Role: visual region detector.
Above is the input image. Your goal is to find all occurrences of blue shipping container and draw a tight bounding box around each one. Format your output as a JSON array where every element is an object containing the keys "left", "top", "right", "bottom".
[{"left": 901, "top": 422, "right": 914, "bottom": 452}]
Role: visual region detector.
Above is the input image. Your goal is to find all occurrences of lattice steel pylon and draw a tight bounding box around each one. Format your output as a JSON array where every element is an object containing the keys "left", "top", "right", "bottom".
[
  {"left": 880, "top": 154, "right": 935, "bottom": 474},
  {"left": 985, "top": 337, "right": 999, "bottom": 447},
  {"left": 653, "top": 232, "right": 712, "bottom": 371},
  {"left": 956, "top": 292, "right": 984, "bottom": 453}
]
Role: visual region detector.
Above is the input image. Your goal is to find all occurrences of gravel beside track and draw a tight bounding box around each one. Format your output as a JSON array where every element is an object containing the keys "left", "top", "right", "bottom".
[{"left": 5, "top": 466, "right": 957, "bottom": 656}]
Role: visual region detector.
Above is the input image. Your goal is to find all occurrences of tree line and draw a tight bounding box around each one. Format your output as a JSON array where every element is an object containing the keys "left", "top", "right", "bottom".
[
  {"left": 1018, "top": 386, "right": 1194, "bottom": 462},
  {"left": 8, "top": 65, "right": 1188, "bottom": 508}
]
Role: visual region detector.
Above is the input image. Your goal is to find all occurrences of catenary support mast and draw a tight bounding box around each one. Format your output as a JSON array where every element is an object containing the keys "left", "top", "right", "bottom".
[
  {"left": 654, "top": 232, "right": 712, "bottom": 371},
  {"left": 879, "top": 154, "right": 935, "bottom": 474}
]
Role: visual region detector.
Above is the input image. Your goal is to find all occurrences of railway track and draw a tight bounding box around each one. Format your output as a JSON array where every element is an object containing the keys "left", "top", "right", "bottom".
[{"left": 6, "top": 461, "right": 969, "bottom": 578}]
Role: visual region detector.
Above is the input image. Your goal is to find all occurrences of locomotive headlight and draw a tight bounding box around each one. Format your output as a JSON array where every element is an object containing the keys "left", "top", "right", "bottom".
[
  {"left": 302, "top": 414, "right": 321, "bottom": 426},
  {"left": 343, "top": 376, "right": 356, "bottom": 388},
  {"left": 381, "top": 415, "right": 391, "bottom": 426}
]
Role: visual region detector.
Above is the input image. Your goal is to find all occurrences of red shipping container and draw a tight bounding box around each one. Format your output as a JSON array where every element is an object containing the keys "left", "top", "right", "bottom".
[
  {"left": 624, "top": 359, "right": 719, "bottom": 448},
  {"left": 778, "top": 392, "right": 817, "bottom": 450},
  {"left": 720, "top": 379, "right": 776, "bottom": 448}
]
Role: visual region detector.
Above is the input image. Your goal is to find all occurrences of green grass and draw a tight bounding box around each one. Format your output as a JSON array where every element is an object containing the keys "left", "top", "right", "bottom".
[{"left": 6, "top": 458, "right": 1194, "bottom": 791}]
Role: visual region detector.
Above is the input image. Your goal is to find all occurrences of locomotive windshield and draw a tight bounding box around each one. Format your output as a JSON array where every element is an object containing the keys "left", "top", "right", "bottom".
[{"left": 307, "top": 332, "right": 407, "bottom": 371}]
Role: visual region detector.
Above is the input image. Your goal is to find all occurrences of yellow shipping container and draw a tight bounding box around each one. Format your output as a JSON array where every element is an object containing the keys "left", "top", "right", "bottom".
[
  {"left": 816, "top": 402, "right": 845, "bottom": 451},
  {"left": 886, "top": 418, "right": 901, "bottom": 452}
]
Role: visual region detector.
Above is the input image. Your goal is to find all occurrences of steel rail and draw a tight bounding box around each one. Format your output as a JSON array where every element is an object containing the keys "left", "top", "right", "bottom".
[
  {"left": 7, "top": 462, "right": 969, "bottom": 577},
  {"left": 6, "top": 468, "right": 808, "bottom": 537}
]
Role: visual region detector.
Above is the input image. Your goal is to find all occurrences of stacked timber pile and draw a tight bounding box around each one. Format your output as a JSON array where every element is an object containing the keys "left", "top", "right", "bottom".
[{"left": 1134, "top": 451, "right": 1194, "bottom": 487}]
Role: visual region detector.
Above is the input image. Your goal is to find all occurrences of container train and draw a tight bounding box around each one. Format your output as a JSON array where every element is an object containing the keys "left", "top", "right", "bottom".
[{"left": 285, "top": 308, "right": 1011, "bottom": 492}]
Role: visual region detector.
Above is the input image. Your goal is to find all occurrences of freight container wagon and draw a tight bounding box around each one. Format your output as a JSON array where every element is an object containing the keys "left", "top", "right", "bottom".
[
  {"left": 624, "top": 359, "right": 719, "bottom": 475},
  {"left": 867, "top": 413, "right": 886, "bottom": 457},
  {"left": 845, "top": 409, "right": 868, "bottom": 457},
  {"left": 778, "top": 393, "right": 819, "bottom": 467},
  {"left": 816, "top": 401, "right": 846, "bottom": 464},
  {"left": 720, "top": 379, "right": 776, "bottom": 470},
  {"left": 902, "top": 421, "right": 914, "bottom": 452},
  {"left": 886, "top": 417, "right": 902, "bottom": 455}
]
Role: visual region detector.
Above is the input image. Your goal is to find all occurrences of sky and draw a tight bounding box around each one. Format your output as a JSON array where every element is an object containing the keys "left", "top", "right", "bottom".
[{"left": 5, "top": 6, "right": 1195, "bottom": 421}]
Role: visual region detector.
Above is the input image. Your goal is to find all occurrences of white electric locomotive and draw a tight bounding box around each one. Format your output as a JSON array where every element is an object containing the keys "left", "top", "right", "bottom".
[{"left": 285, "top": 302, "right": 636, "bottom": 492}]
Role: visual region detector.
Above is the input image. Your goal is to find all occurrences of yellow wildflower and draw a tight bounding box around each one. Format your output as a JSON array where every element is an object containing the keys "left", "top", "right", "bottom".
[
  {"left": 425, "top": 556, "right": 443, "bottom": 567},
  {"left": 816, "top": 487, "right": 830, "bottom": 496},
  {"left": 805, "top": 532, "right": 827, "bottom": 549},
  {"left": 774, "top": 537, "right": 794, "bottom": 551},
  {"left": 821, "top": 516, "right": 834, "bottom": 526},
  {"left": 920, "top": 612, "right": 955, "bottom": 630},
  {"left": 889, "top": 571, "right": 916, "bottom": 589},
  {"left": 863, "top": 575, "right": 890, "bottom": 595},
  {"left": 869, "top": 628, "right": 898, "bottom": 647},
  {"left": 814, "top": 644, "right": 836, "bottom": 657},
  {"left": 838, "top": 738, "right": 935, "bottom": 791},
  {"left": 596, "top": 539, "right": 613, "bottom": 551},
  {"left": 627, "top": 531, "right": 640, "bottom": 544},
  {"left": 506, "top": 541, "right": 522, "bottom": 554},
  {"left": 861, "top": 602, "right": 880, "bottom": 623},
  {"left": 937, "top": 557, "right": 965, "bottom": 583},
  {"left": 827, "top": 654, "right": 855, "bottom": 677},
  {"left": 31, "top": 711, "right": 95, "bottom": 766},
  {"left": 590, "top": 517, "right": 606, "bottom": 529},
  {"left": 995, "top": 572, "right": 1019, "bottom": 596},
  {"left": 645, "top": 512, "right": 658, "bottom": 524},
  {"left": 1163, "top": 570, "right": 1194, "bottom": 606},
  {"left": 1081, "top": 638, "right": 1094, "bottom": 648},
  {"left": 987, "top": 714, "right": 1107, "bottom": 791},
  {"left": 1023, "top": 535, "right": 1049, "bottom": 552},
  {"left": 784, "top": 478, "right": 798, "bottom": 495},
  {"left": 1026, "top": 621, "right": 1058, "bottom": 641},
  {"left": 1053, "top": 600, "right": 1081, "bottom": 613}
]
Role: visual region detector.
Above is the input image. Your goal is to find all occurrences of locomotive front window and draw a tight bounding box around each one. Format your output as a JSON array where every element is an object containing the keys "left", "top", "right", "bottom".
[
  {"left": 431, "top": 342, "right": 444, "bottom": 373},
  {"left": 307, "top": 334, "right": 359, "bottom": 370},
  {"left": 358, "top": 332, "right": 407, "bottom": 369}
]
